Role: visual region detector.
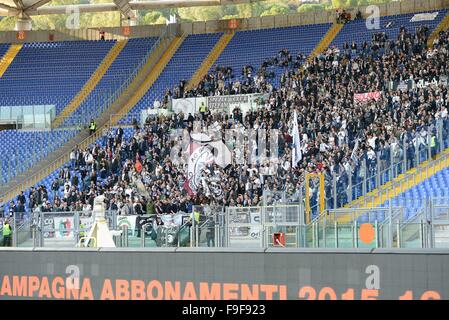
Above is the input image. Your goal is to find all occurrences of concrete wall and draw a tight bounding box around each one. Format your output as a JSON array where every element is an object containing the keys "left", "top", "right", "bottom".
[
  {"left": 0, "top": 0, "right": 448, "bottom": 44},
  {"left": 0, "top": 248, "right": 448, "bottom": 300}
]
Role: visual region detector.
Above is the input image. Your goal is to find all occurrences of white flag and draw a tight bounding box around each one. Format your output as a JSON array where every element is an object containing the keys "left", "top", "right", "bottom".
[
  {"left": 292, "top": 111, "right": 302, "bottom": 167},
  {"left": 351, "top": 138, "right": 359, "bottom": 164}
]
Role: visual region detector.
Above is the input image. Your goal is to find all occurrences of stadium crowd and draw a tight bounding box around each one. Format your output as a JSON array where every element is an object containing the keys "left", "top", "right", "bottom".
[{"left": 5, "top": 25, "right": 449, "bottom": 219}]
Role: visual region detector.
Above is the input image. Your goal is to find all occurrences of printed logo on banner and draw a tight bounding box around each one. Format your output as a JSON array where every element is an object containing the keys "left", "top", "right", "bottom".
[
  {"left": 117, "top": 216, "right": 137, "bottom": 236},
  {"left": 43, "top": 217, "right": 55, "bottom": 239},
  {"left": 249, "top": 211, "right": 261, "bottom": 239},
  {"left": 53, "top": 217, "right": 74, "bottom": 239},
  {"left": 228, "top": 210, "right": 262, "bottom": 241},
  {"left": 187, "top": 146, "right": 215, "bottom": 192}
]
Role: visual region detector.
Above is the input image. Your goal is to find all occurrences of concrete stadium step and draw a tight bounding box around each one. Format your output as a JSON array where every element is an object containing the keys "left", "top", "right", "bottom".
[
  {"left": 0, "top": 44, "right": 22, "bottom": 78},
  {"left": 185, "top": 31, "right": 234, "bottom": 92},
  {"left": 0, "top": 35, "right": 182, "bottom": 204},
  {"left": 108, "top": 35, "right": 186, "bottom": 123},
  {"left": 427, "top": 10, "right": 449, "bottom": 47},
  {"left": 51, "top": 40, "right": 128, "bottom": 128}
]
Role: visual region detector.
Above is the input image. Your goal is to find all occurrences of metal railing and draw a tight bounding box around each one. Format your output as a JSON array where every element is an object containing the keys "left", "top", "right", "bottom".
[
  {"left": 307, "top": 116, "right": 449, "bottom": 223},
  {"left": 1, "top": 199, "right": 449, "bottom": 249},
  {"left": 307, "top": 198, "right": 449, "bottom": 249}
]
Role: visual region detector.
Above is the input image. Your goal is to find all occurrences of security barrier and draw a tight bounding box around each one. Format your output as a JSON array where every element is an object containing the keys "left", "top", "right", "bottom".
[{"left": 3, "top": 198, "right": 449, "bottom": 249}]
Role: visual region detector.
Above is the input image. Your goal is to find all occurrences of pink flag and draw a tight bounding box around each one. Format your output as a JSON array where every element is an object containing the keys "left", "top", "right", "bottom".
[
  {"left": 183, "top": 179, "right": 195, "bottom": 196},
  {"left": 354, "top": 91, "right": 381, "bottom": 103}
]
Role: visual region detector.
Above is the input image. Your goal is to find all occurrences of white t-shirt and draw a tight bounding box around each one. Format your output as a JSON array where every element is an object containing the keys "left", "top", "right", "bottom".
[{"left": 368, "top": 136, "right": 377, "bottom": 149}]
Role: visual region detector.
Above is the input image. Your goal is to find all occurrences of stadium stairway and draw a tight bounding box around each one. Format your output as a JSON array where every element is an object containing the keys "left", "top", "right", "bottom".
[
  {"left": 305, "top": 22, "right": 343, "bottom": 62},
  {"left": 0, "top": 44, "right": 22, "bottom": 78},
  {"left": 0, "top": 35, "right": 184, "bottom": 204},
  {"left": 108, "top": 35, "right": 186, "bottom": 122},
  {"left": 334, "top": 148, "right": 449, "bottom": 224},
  {"left": 51, "top": 39, "right": 128, "bottom": 128},
  {"left": 185, "top": 31, "right": 234, "bottom": 91},
  {"left": 427, "top": 10, "right": 449, "bottom": 47}
]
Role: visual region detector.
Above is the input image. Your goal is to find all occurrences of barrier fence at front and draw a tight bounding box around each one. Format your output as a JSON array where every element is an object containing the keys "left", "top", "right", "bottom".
[{"left": 1, "top": 199, "right": 449, "bottom": 249}]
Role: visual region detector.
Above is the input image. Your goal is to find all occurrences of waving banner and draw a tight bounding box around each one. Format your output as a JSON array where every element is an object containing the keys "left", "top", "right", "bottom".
[
  {"left": 187, "top": 146, "right": 215, "bottom": 193},
  {"left": 354, "top": 91, "right": 381, "bottom": 103},
  {"left": 185, "top": 131, "right": 232, "bottom": 195}
]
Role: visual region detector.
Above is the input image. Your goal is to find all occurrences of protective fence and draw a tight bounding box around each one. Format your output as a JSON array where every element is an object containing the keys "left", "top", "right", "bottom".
[
  {"left": 308, "top": 198, "right": 449, "bottom": 249},
  {"left": 224, "top": 204, "right": 302, "bottom": 248},
  {"left": 319, "top": 116, "right": 449, "bottom": 212},
  {"left": 2, "top": 198, "right": 449, "bottom": 249}
]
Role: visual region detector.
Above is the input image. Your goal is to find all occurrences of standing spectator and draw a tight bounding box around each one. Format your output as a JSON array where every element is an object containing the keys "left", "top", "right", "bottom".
[
  {"left": 70, "top": 148, "right": 77, "bottom": 170},
  {"left": 2, "top": 220, "right": 12, "bottom": 247},
  {"left": 199, "top": 102, "right": 207, "bottom": 121},
  {"left": 89, "top": 119, "right": 97, "bottom": 136},
  {"left": 17, "top": 191, "right": 26, "bottom": 206}
]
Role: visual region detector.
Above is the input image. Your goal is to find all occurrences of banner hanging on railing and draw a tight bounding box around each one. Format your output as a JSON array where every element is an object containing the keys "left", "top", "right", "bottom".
[
  {"left": 116, "top": 214, "right": 185, "bottom": 236},
  {"left": 143, "top": 93, "right": 268, "bottom": 124},
  {"left": 207, "top": 95, "right": 249, "bottom": 113},
  {"left": 116, "top": 215, "right": 137, "bottom": 236},
  {"left": 43, "top": 216, "right": 74, "bottom": 239},
  {"left": 170, "top": 93, "right": 268, "bottom": 117},
  {"left": 410, "top": 12, "right": 439, "bottom": 22},
  {"left": 171, "top": 97, "right": 207, "bottom": 119}
]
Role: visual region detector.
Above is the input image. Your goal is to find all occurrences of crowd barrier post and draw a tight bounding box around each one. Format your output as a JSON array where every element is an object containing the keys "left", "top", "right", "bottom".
[
  {"left": 12, "top": 212, "right": 17, "bottom": 247},
  {"left": 32, "top": 224, "right": 38, "bottom": 248},
  {"left": 121, "top": 225, "right": 128, "bottom": 247}
]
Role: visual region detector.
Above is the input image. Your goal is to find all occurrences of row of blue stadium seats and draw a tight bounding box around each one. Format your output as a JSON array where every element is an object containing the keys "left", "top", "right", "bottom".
[
  {"left": 0, "top": 40, "right": 115, "bottom": 116},
  {"left": 375, "top": 167, "right": 449, "bottom": 221},
  {"left": 1, "top": 127, "right": 135, "bottom": 214},
  {"left": 0, "top": 129, "right": 79, "bottom": 184},
  {"left": 331, "top": 9, "right": 449, "bottom": 49},
  {"left": 67, "top": 37, "right": 158, "bottom": 125},
  {"left": 1, "top": 10, "right": 448, "bottom": 218},
  {"left": 120, "top": 33, "right": 223, "bottom": 124},
  {"left": 125, "top": 9, "right": 447, "bottom": 123}
]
